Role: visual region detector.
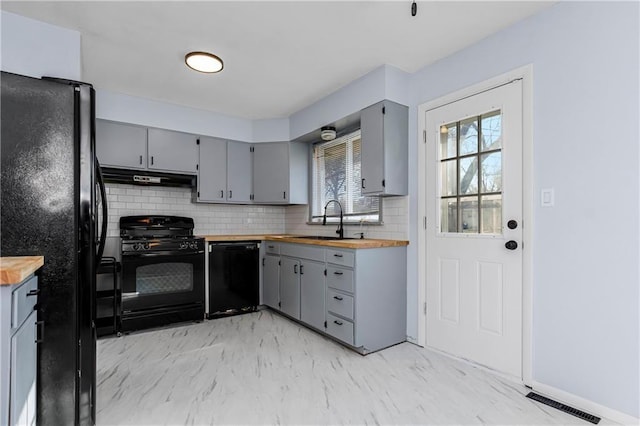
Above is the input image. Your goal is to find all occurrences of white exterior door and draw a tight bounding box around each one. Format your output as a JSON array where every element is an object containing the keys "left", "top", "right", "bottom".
[{"left": 424, "top": 80, "right": 523, "bottom": 377}]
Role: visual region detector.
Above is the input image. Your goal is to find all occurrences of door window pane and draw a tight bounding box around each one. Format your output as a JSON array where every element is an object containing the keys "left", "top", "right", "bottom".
[
  {"left": 459, "top": 157, "right": 478, "bottom": 195},
  {"left": 481, "top": 195, "right": 502, "bottom": 234},
  {"left": 440, "top": 123, "right": 457, "bottom": 159},
  {"left": 460, "top": 197, "right": 479, "bottom": 233},
  {"left": 440, "top": 198, "right": 458, "bottom": 233},
  {"left": 441, "top": 159, "right": 457, "bottom": 196},
  {"left": 481, "top": 111, "right": 502, "bottom": 151},
  {"left": 480, "top": 152, "right": 502, "bottom": 193},
  {"left": 459, "top": 117, "right": 478, "bottom": 156}
]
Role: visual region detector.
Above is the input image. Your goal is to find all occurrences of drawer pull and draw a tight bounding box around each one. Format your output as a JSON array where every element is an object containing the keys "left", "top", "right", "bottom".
[
  {"left": 333, "top": 320, "right": 343, "bottom": 326},
  {"left": 27, "top": 289, "right": 40, "bottom": 297},
  {"left": 333, "top": 253, "right": 343, "bottom": 258},
  {"left": 333, "top": 296, "right": 343, "bottom": 301},
  {"left": 268, "top": 245, "right": 275, "bottom": 249},
  {"left": 333, "top": 271, "right": 343, "bottom": 275},
  {"left": 35, "top": 320, "right": 45, "bottom": 343}
]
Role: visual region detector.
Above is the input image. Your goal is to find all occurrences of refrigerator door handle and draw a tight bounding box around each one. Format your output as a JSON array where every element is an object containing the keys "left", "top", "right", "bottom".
[{"left": 96, "top": 160, "right": 108, "bottom": 264}]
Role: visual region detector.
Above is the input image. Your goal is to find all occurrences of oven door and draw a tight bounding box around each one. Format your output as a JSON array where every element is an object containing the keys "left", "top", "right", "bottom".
[{"left": 121, "top": 250, "right": 205, "bottom": 313}]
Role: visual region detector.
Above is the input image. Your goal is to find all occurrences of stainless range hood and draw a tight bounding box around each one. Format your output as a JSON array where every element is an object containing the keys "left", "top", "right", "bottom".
[{"left": 101, "top": 167, "right": 195, "bottom": 188}]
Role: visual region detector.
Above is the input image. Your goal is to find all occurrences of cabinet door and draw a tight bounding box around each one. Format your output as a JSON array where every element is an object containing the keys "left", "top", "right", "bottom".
[
  {"left": 227, "top": 141, "right": 253, "bottom": 203},
  {"left": 10, "top": 310, "right": 36, "bottom": 426},
  {"left": 147, "top": 128, "right": 198, "bottom": 174},
  {"left": 252, "top": 143, "right": 289, "bottom": 203},
  {"left": 300, "top": 260, "right": 326, "bottom": 331},
  {"left": 360, "top": 102, "right": 385, "bottom": 194},
  {"left": 198, "top": 136, "right": 227, "bottom": 202},
  {"left": 262, "top": 255, "right": 280, "bottom": 309},
  {"left": 279, "top": 257, "right": 300, "bottom": 319},
  {"left": 95, "top": 120, "right": 147, "bottom": 170}
]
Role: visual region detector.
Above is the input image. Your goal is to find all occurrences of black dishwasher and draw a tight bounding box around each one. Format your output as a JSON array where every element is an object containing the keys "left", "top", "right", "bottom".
[{"left": 208, "top": 242, "right": 260, "bottom": 318}]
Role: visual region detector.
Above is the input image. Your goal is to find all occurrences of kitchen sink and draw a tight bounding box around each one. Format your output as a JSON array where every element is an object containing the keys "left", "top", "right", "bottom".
[{"left": 291, "top": 235, "right": 356, "bottom": 241}]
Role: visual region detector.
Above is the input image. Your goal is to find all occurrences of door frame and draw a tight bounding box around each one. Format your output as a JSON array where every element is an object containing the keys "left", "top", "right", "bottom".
[{"left": 417, "top": 65, "right": 534, "bottom": 385}]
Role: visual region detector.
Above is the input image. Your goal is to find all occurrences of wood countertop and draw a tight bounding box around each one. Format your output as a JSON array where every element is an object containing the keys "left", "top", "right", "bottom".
[
  {"left": 200, "top": 234, "right": 408, "bottom": 249},
  {"left": 0, "top": 256, "right": 44, "bottom": 286}
]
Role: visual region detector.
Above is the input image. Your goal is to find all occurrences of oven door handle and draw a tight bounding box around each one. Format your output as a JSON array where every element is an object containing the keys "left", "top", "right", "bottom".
[{"left": 122, "top": 250, "right": 204, "bottom": 258}]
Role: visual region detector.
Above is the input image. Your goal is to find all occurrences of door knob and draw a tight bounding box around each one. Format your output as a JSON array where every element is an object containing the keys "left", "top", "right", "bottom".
[
  {"left": 507, "top": 220, "right": 518, "bottom": 230},
  {"left": 505, "top": 240, "right": 518, "bottom": 250}
]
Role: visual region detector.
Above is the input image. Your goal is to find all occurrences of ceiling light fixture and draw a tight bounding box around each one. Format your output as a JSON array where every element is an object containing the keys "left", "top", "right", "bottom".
[
  {"left": 185, "top": 51, "right": 224, "bottom": 73},
  {"left": 320, "top": 126, "right": 337, "bottom": 141}
]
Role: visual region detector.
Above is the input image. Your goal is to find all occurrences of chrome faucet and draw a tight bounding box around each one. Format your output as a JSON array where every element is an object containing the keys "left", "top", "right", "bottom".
[{"left": 322, "top": 199, "right": 344, "bottom": 239}]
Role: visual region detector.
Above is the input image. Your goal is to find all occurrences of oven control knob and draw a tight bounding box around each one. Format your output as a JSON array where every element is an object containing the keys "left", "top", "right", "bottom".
[
  {"left": 143, "top": 243, "right": 150, "bottom": 250},
  {"left": 179, "top": 241, "right": 188, "bottom": 249}
]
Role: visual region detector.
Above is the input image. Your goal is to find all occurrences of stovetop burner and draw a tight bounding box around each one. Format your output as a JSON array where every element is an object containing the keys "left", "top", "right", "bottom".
[
  {"left": 120, "top": 215, "right": 203, "bottom": 254},
  {"left": 120, "top": 215, "right": 195, "bottom": 239}
]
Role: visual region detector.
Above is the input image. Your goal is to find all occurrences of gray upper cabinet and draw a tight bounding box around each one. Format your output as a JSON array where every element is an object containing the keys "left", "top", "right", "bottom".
[
  {"left": 226, "top": 141, "right": 252, "bottom": 203},
  {"left": 147, "top": 128, "right": 199, "bottom": 174},
  {"left": 95, "top": 119, "right": 147, "bottom": 170},
  {"left": 360, "top": 100, "right": 408, "bottom": 196},
  {"left": 197, "top": 136, "right": 227, "bottom": 202},
  {"left": 197, "top": 139, "right": 252, "bottom": 204},
  {"left": 252, "top": 142, "right": 308, "bottom": 204}
]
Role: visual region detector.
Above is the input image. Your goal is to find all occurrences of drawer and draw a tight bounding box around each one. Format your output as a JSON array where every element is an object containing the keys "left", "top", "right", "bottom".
[
  {"left": 326, "top": 266, "right": 354, "bottom": 293},
  {"left": 326, "top": 249, "right": 354, "bottom": 267},
  {"left": 12, "top": 275, "right": 38, "bottom": 330},
  {"left": 326, "top": 290, "right": 354, "bottom": 320},
  {"left": 264, "top": 242, "right": 280, "bottom": 255},
  {"left": 281, "top": 243, "right": 325, "bottom": 262},
  {"left": 326, "top": 312, "right": 354, "bottom": 346}
]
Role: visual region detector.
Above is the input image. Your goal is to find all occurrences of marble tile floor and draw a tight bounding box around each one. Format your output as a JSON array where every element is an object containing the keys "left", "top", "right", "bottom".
[{"left": 97, "top": 310, "right": 611, "bottom": 425}]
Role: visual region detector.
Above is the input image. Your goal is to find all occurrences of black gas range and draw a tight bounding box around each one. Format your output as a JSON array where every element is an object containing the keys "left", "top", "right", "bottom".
[{"left": 119, "top": 215, "right": 205, "bottom": 332}]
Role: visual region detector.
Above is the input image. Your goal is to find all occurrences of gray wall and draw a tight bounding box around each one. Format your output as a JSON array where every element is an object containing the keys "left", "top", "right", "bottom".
[{"left": 407, "top": 1, "right": 639, "bottom": 418}]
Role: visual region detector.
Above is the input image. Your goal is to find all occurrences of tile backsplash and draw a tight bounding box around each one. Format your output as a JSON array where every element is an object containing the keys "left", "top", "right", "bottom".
[
  {"left": 105, "top": 183, "right": 407, "bottom": 241},
  {"left": 105, "top": 183, "right": 285, "bottom": 237}
]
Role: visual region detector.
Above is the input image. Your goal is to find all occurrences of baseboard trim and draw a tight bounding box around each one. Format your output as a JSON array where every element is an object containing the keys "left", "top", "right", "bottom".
[{"left": 530, "top": 381, "right": 639, "bottom": 425}]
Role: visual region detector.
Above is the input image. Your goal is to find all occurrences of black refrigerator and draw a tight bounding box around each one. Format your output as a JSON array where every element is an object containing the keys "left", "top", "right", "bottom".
[{"left": 0, "top": 71, "right": 107, "bottom": 425}]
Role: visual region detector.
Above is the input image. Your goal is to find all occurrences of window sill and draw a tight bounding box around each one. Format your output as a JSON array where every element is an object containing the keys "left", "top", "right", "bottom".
[{"left": 305, "top": 221, "right": 384, "bottom": 226}]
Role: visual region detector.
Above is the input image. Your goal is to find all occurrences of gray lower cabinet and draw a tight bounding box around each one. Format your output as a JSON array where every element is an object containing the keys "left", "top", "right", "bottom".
[
  {"left": 360, "top": 100, "right": 408, "bottom": 196},
  {"left": 299, "top": 260, "right": 325, "bottom": 331},
  {"left": 1, "top": 275, "right": 38, "bottom": 426},
  {"left": 327, "top": 246, "right": 406, "bottom": 354},
  {"left": 262, "top": 254, "right": 280, "bottom": 309},
  {"left": 279, "top": 257, "right": 300, "bottom": 319},
  {"left": 261, "top": 241, "right": 406, "bottom": 354},
  {"left": 95, "top": 119, "right": 147, "bottom": 170},
  {"left": 147, "top": 128, "right": 199, "bottom": 174}
]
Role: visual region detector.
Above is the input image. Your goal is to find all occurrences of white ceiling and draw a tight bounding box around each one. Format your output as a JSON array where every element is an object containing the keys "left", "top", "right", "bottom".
[{"left": 2, "top": 1, "right": 555, "bottom": 120}]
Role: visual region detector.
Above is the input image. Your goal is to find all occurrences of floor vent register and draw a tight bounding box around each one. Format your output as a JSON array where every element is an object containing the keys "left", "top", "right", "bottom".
[{"left": 525, "top": 392, "right": 601, "bottom": 424}]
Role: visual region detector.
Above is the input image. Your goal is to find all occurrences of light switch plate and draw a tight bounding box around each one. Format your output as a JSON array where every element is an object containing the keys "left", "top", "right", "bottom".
[{"left": 541, "top": 188, "right": 554, "bottom": 207}]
